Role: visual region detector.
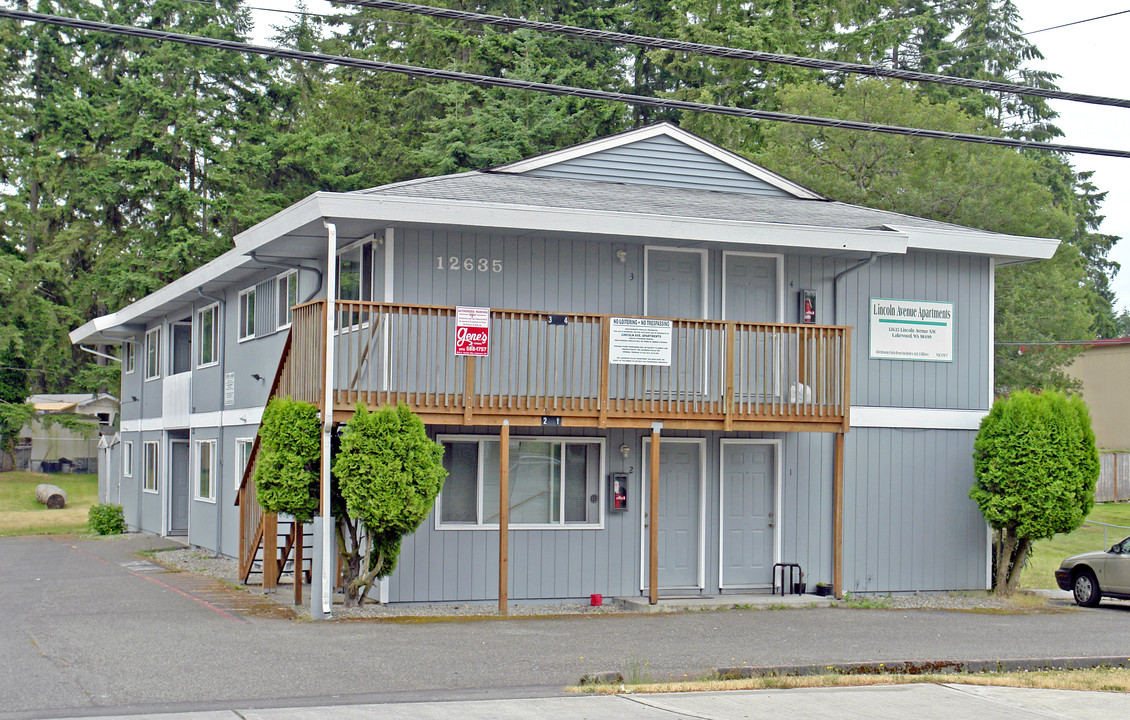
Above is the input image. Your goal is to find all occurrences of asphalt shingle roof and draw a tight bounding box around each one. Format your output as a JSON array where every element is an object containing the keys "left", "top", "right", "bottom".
[{"left": 358, "top": 171, "right": 975, "bottom": 234}]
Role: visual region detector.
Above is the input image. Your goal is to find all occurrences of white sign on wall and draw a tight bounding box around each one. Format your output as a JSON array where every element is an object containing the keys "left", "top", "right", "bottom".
[
  {"left": 869, "top": 298, "right": 954, "bottom": 362},
  {"left": 609, "top": 317, "right": 673, "bottom": 366},
  {"left": 224, "top": 372, "right": 235, "bottom": 406}
]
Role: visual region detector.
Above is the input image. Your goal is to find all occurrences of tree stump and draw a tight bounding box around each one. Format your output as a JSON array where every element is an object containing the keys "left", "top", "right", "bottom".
[{"left": 35, "top": 484, "right": 67, "bottom": 509}]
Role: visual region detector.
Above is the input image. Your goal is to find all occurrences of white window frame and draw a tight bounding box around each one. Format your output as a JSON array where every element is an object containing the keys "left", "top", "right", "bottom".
[
  {"left": 238, "top": 286, "right": 256, "bottom": 341},
  {"left": 435, "top": 434, "right": 605, "bottom": 531},
  {"left": 123, "top": 441, "right": 134, "bottom": 478},
  {"left": 276, "top": 270, "right": 298, "bottom": 330},
  {"left": 197, "top": 303, "right": 219, "bottom": 368},
  {"left": 143, "top": 440, "right": 159, "bottom": 493},
  {"left": 195, "top": 439, "right": 216, "bottom": 503},
  {"left": 124, "top": 339, "right": 136, "bottom": 374},
  {"left": 235, "top": 437, "right": 254, "bottom": 492},
  {"left": 144, "top": 327, "right": 161, "bottom": 381}
]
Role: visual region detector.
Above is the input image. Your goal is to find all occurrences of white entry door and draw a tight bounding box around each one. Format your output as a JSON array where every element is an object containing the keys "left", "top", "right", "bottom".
[
  {"left": 642, "top": 439, "right": 705, "bottom": 591},
  {"left": 720, "top": 440, "right": 778, "bottom": 589}
]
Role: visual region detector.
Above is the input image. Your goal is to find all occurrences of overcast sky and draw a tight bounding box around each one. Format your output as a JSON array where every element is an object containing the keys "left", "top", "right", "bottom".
[{"left": 250, "top": 2, "right": 1130, "bottom": 313}]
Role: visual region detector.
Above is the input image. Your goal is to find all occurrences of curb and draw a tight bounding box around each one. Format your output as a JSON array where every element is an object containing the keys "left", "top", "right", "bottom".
[{"left": 716, "top": 656, "right": 1130, "bottom": 678}]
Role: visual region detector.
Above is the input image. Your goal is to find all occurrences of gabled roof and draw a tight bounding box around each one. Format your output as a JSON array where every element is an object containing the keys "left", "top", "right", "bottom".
[
  {"left": 72, "top": 124, "right": 1061, "bottom": 345},
  {"left": 490, "top": 123, "right": 824, "bottom": 199}
]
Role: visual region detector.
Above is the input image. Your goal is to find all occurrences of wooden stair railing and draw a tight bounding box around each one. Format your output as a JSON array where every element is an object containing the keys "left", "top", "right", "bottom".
[{"left": 235, "top": 301, "right": 327, "bottom": 605}]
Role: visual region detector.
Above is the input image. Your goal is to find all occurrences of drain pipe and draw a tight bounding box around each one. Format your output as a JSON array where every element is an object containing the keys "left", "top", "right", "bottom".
[
  {"left": 832, "top": 253, "right": 883, "bottom": 327},
  {"left": 199, "top": 288, "right": 226, "bottom": 558},
  {"left": 247, "top": 252, "right": 325, "bottom": 304},
  {"left": 316, "top": 220, "right": 338, "bottom": 619}
]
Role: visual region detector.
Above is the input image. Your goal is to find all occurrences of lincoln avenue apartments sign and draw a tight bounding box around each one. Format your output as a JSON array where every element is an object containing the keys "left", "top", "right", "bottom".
[{"left": 869, "top": 298, "right": 954, "bottom": 362}]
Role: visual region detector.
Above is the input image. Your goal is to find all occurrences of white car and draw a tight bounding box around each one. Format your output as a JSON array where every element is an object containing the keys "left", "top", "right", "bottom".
[{"left": 1055, "top": 535, "right": 1130, "bottom": 607}]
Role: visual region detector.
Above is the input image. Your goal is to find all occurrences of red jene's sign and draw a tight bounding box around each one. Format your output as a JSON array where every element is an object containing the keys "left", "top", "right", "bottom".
[{"left": 454, "top": 306, "right": 490, "bottom": 357}]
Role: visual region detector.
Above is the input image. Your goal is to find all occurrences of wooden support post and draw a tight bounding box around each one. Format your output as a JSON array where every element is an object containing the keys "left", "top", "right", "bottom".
[
  {"left": 649, "top": 422, "right": 661, "bottom": 605},
  {"left": 263, "top": 512, "right": 278, "bottom": 593},
  {"left": 833, "top": 432, "right": 844, "bottom": 599},
  {"left": 499, "top": 420, "right": 510, "bottom": 616}
]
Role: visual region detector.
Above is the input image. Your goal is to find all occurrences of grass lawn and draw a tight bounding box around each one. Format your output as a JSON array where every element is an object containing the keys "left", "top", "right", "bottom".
[
  {"left": 0, "top": 470, "right": 99, "bottom": 536},
  {"left": 1020, "top": 502, "right": 1130, "bottom": 590}
]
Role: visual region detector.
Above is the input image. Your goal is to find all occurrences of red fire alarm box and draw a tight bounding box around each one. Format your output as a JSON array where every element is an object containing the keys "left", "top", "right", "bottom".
[
  {"left": 609, "top": 473, "right": 629, "bottom": 512},
  {"left": 800, "top": 289, "right": 817, "bottom": 324}
]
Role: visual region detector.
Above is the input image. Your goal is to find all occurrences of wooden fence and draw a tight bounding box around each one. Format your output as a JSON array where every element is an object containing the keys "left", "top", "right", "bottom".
[{"left": 1097, "top": 452, "right": 1130, "bottom": 503}]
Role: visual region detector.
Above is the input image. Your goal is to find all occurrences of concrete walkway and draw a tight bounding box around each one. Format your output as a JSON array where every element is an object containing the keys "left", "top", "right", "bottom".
[{"left": 35, "top": 684, "right": 1130, "bottom": 720}]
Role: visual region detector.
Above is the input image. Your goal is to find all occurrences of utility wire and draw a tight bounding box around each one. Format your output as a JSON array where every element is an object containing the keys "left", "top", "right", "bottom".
[
  {"left": 4, "top": 8, "right": 1130, "bottom": 159},
  {"left": 339, "top": 0, "right": 1130, "bottom": 110}
]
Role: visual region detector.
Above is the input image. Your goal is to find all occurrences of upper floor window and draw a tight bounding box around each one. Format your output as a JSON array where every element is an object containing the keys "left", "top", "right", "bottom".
[
  {"left": 238, "top": 287, "right": 256, "bottom": 341},
  {"left": 124, "top": 340, "right": 136, "bottom": 374},
  {"left": 277, "top": 270, "right": 298, "bottom": 329},
  {"left": 336, "top": 239, "right": 376, "bottom": 302},
  {"left": 437, "top": 436, "right": 603, "bottom": 529},
  {"left": 197, "top": 304, "right": 218, "bottom": 367},
  {"left": 144, "top": 327, "right": 161, "bottom": 380}
]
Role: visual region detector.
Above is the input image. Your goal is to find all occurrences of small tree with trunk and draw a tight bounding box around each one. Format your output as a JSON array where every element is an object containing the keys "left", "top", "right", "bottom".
[
  {"left": 332, "top": 403, "right": 446, "bottom": 606},
  {"left": 970, "top": 390, "right": 1098, "bottom": 594}
]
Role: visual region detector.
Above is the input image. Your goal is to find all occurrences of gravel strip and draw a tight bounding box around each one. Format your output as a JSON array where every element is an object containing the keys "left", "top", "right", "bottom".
[{"left": 151, "top": 545, "right": 1066, "bottom": 617}]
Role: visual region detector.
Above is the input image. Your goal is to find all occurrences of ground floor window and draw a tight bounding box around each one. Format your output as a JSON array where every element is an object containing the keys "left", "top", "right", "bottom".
[
  {"left": 143, "top": 441, "right": 159, "bottom": 492},
  {"left": 437, "top": 436, "right": 603, "bottom": 529},
  {"left": 195, "top": 440, "right": 216, "bottom": 502},
  {"left": 235, "top": 438, "right": 254, "bottom": 491}
]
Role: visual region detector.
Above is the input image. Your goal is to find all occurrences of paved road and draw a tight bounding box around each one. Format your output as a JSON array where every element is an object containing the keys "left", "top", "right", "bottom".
[{"left": 3, "top": 534, "right": 1130, "bottom": 720}]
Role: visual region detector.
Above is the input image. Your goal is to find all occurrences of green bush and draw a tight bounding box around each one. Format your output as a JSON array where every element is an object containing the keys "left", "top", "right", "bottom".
[
  {"left": 88, "top": 503, "right": 126, "bottom": 535},
  {"left": 970, "top": 390, "right": 1098, "bottom": 593},
  {"left": 332, "top": 403, "right": 447, "bottom": 605},
  {"left": 254, "top": 397, "right": 321, "bottom": 523}
]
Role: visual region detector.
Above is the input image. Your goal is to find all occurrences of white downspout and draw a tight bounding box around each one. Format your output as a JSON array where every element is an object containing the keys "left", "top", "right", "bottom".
[{"left": 319, "top": 220, "right": 338, "bottom": 618}]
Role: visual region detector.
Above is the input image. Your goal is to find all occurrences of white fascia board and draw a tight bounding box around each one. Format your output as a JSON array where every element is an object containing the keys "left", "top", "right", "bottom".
[
  {"left": 492, "top": 123, "right": 825, "bottom": 200},
  {"left": 851, "top": 406, "right": 987, "bottom": 431},
  {"left": 883, "top": 224, "right": 1059, "bottom": 262},
  {"left": 317, "top": 194, "right": 909, "bottom": 255},
  {"left": 232, "top": 193, "right": 326, "bottom": 250},
  {"left": 70, "top": 248, "right": 256, "bottom": 345}
]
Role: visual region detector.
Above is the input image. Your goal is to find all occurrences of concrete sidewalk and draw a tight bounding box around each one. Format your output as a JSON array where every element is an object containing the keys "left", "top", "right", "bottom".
[{"left": 36, "top": 684, "right": 1130, "bottom": 720}]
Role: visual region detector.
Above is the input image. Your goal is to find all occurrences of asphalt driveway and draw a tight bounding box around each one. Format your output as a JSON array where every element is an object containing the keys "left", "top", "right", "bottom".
[{"left": 3, "top": 534, "right": 1129, "bottom": 720}]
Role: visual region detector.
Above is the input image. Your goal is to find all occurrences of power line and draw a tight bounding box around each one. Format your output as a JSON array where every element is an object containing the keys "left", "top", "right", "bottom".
[
  {"left": 920, "top": 8, "right": 1130, "bottom": 60},
  {"left": 3, "top": 8, "right": 1130, "bottom": 159},
  {"left": 339, "top": 0, "right": 1130, "bottom": 110}
]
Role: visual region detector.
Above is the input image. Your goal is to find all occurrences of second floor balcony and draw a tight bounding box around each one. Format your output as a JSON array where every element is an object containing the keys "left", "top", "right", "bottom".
[{"left": 276, "top": 300, "right": 852, "bottom": 433}]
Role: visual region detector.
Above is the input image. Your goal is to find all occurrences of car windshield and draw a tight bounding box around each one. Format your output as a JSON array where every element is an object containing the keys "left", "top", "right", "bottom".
[{"left": 1116, "top": 536, "right": 1130, "bottom": 554}]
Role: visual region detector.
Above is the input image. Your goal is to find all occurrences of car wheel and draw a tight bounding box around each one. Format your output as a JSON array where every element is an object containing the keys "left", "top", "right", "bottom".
[{"left": 1072, "top": 569, "right": 1101, "bottom": 607}]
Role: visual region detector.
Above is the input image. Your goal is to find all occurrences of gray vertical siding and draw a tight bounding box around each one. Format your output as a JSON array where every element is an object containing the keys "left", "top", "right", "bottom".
[
  {"left": 843, "top": 427, "right": 986, "bottom": 593},
  {"left": 840, "top": 251, "right": 990, "bottom": 411},
  {"left": 387, "top": 428, "right": 837, "bottom": 602},
  {"left": 523, "top": 135, "right": 792, "bottom": 197}
]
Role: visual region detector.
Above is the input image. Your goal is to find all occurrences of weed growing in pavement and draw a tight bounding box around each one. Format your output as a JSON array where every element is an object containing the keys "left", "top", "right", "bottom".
[
  {"left": 622, "top": 655, "right": 652, "bottom": 685},
  {"left": 836, "top": 592, "right": 892, "bottom": 609}
]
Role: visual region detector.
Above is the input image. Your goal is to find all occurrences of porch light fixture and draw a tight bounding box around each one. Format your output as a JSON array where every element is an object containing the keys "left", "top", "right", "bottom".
[
  {"left": 251, "top": 373, "right": 263, "bottom": 382},
  {"left": 620, "top": 443, "right": 630, "bottom": 459},
  {"left": 615, "top": 249, "right": 627, "bottom": 263}
]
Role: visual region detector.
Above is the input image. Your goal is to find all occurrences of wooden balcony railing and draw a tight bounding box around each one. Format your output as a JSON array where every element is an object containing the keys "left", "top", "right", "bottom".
[{"left": 289, "top": 300, "right": 852, "bottom": 433}]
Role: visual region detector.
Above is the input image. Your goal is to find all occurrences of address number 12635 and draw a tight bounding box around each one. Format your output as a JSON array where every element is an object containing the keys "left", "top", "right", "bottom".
[{"left": 437, "top": 256, "right": 503, "bottom": 272}]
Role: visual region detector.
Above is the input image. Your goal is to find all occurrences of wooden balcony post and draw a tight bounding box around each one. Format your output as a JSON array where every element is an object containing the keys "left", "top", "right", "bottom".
[
  {"left": 841, "top": 328, "right": 853, "bottom": 432},
  {"left": 498, "top": 420, "right": 509, "bottom": 615},
  {"left": 833, "top": 431, "right": 844, "bottom": 599},
  {"left": 598, "top": 317, "right": 610, "bottom": 427},
  {"left": 724, "top": 323, "right": 736, "bottom": 430},
  {"left": 463, "top": 356, "right": 476, "bottom": 423},
  {"left": 648, "top": 422, "right": 661, "bottom": 605}
]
